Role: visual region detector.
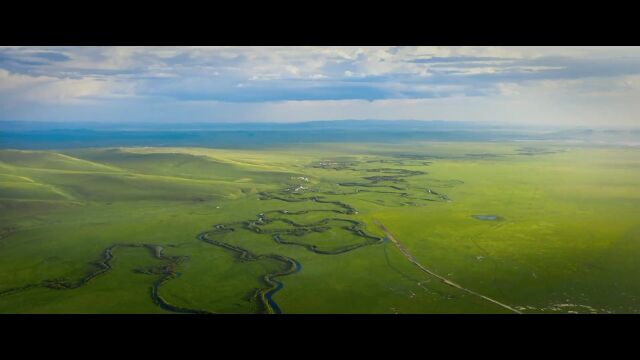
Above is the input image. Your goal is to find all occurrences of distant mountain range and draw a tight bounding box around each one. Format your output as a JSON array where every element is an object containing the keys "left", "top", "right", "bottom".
[
  {"left": 1, "top": 120, "right": 638, "bottom": 149},
  {"left": 0, "top": 120, "right": 508, "bottom": 132}
]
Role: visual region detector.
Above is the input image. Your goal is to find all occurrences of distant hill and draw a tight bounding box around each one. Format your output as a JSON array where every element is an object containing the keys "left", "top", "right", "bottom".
[
  {"left": 0, "top": 119, "right": 502, "bottom": 132},
  {"left": 1, "top": 120, "right": 638, "bottom": 149}
]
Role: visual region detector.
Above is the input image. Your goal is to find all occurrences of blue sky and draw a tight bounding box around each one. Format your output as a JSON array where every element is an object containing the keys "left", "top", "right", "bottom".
[{"left": 1, "top": 46, "right": 639, "bottom": 127}]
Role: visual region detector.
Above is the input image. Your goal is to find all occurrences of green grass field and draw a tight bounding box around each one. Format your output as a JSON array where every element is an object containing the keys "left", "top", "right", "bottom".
[{"left": 1, "top": 142, "right": 639, "bottom": 313}]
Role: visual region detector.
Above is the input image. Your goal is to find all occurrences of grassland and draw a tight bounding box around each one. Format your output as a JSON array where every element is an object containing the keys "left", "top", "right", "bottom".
[{"left": 1, "top": 142, "right": 639, "bottom": 313}]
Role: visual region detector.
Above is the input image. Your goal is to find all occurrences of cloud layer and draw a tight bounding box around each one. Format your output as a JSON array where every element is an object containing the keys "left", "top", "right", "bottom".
[{"left": 1, "top": 46, "right": 639, "bottom": 127}]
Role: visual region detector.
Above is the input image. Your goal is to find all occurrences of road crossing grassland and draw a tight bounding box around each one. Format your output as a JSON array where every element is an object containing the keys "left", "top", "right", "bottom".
[{"left": 373, "top": 219, "right": 522, "bottom": 314}]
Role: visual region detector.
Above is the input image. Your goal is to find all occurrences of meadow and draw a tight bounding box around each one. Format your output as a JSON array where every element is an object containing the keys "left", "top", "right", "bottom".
[{"left": 1, "top": 141, "right": 639, "bottom": 313}]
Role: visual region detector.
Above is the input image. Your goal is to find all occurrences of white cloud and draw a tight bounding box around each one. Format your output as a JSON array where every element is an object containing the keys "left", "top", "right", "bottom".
[
  {"left": 0, "top": 68, "right": 134, "bottom": 106},
  {"left": 1, "top": 46, "right": 640, "bottom": 127}
]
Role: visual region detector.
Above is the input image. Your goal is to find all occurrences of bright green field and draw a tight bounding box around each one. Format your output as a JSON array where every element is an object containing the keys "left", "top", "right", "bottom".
[{"left": 1, "top": 142, "right": 639, "bottom": 314}]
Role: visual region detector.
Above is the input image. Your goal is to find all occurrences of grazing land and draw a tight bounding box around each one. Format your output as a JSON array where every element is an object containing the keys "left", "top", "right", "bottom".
[{"left": 1, "top": 141, "right": 639, "bottom": 313}]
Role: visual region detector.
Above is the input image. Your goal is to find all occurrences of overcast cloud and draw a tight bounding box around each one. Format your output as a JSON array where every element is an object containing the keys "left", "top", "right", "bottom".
[{"left": 1, "top": 46, "right": 639, "bottom": 127}]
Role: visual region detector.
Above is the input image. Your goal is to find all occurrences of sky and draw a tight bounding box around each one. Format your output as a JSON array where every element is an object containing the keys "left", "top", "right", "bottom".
[{"left": 1, "top": 46, "right": 639, "bottom": 128}]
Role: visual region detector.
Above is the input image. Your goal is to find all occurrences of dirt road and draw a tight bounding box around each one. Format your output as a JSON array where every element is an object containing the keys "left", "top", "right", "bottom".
[{"left": 373, "top": 219, "right": 522, "bottom": 314}]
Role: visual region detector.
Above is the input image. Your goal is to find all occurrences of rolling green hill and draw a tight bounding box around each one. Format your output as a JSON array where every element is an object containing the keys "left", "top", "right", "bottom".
[{"left": 1, "top": 143, "right": 639, "bottom": 314}]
